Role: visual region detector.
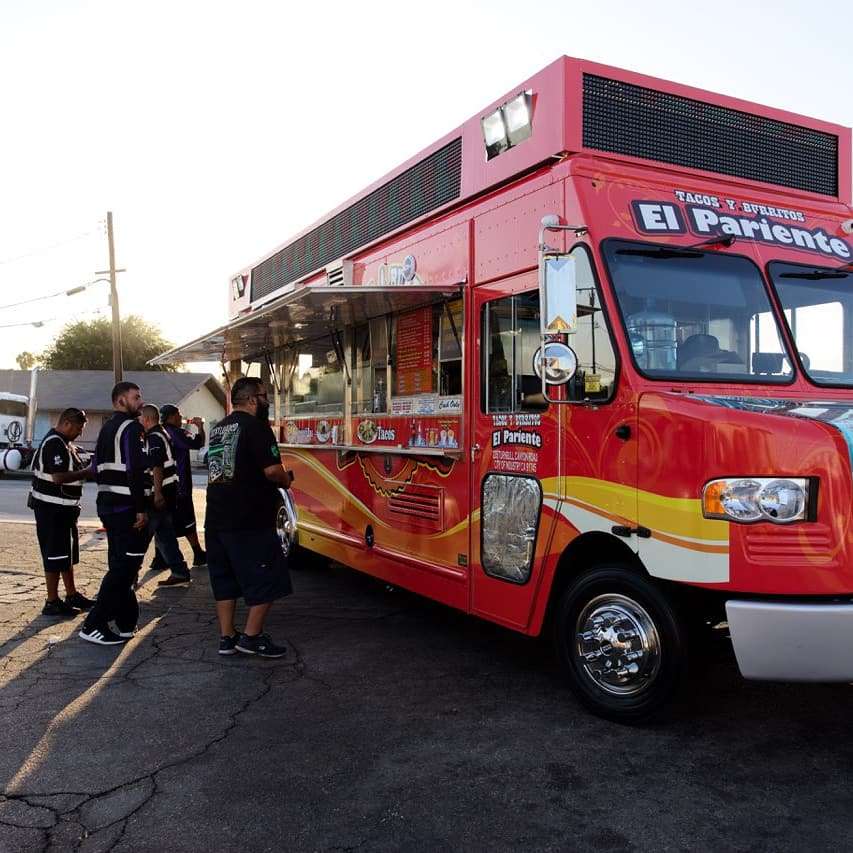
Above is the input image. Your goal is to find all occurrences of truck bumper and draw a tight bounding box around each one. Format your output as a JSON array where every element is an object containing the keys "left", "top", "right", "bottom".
[{"left": 726, "top": 599, "right": 853, "bottom": 682}]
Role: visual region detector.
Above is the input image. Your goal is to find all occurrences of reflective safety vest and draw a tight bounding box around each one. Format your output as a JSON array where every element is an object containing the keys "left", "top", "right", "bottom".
[
  {"left": 143, "top": 425, "right": 178, "bottom": 497},
  {"left": 29, "top": 431, "right": 83, "bottom": 508},
  {"left": 96, "top": 418, "right": 137, "bottom": 497}
]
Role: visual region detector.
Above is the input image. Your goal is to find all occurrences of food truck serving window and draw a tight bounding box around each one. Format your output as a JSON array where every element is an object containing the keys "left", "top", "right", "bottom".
[
  {"left": 603, "top": 240, "right": 793, "bottom": 383},
  {"left": 284, "top": 336, "right": 345, "bottom": 416},
  {"left": 281, "top": 298, "right": 464, "bottom": 423},
  {"left": 768, "top": 262, "right": 853, "bottom": 387}
]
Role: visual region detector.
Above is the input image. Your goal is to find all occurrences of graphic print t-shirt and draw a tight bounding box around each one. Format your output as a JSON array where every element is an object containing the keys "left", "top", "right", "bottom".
[{"left": 204, "top": 411, "right": 282, "bottom": 531}]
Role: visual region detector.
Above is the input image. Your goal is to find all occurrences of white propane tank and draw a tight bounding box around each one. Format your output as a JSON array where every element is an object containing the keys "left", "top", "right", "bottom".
[{"left": 1, "top": 448, "right": 23, "bottom": 471}]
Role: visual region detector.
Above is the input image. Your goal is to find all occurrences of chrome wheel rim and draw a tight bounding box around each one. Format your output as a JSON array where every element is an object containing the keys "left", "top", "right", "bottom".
[
  {"left": 575, "top": 594, "right": 661, "bottom": 696},
  {"left": 275, "top": 492, "right": 297, "bottom": 558}
]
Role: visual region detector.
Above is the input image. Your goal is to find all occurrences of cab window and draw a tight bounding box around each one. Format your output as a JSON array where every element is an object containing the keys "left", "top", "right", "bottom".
[{"left": 482, "top": 247, "right": 617, "bottom": 410}]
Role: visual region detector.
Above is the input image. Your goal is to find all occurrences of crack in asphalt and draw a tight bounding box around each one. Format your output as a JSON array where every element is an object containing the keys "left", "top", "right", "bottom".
[{"left": 2, "top": 629, "right": 310, "bottom": 853}]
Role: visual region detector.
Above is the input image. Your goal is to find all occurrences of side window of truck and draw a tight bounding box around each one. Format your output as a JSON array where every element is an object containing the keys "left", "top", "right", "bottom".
[
  {"left": 482, "top": 249, "right": 617, "bottom": 411},
  {"left": 483, "top": 291, "right": 543, "bottom": 413}
]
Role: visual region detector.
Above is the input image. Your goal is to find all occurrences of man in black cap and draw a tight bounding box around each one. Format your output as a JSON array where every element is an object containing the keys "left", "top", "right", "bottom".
[
  {"left": 29, "top": 408, "right": 94, "bottom": 617},
  {"left": 157, "top": 403, "right": 207, "bottom": 569}
]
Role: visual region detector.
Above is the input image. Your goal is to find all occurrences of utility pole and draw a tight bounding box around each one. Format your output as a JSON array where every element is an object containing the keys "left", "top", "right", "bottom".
[{"left": 95, "top": 211, "right": 124, "bottom": 384}]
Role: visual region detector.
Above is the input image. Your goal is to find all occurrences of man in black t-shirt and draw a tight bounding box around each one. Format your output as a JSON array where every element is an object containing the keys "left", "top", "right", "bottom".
[{"left": 205, "top": 377, "right": 293, "bottom": 658}]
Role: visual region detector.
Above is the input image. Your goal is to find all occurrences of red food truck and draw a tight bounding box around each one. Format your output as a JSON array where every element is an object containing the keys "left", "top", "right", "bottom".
[{"left": 155, "top": 57, "right": 853, "bottom": 721}]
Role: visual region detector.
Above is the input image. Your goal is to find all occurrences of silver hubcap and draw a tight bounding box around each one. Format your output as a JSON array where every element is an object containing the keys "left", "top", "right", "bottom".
[
  {"left": 276, "top": 504, "right": 296, "bottom": 558},
  {"left": 575, "top": 594, "right": 661, "bottom": 696}
]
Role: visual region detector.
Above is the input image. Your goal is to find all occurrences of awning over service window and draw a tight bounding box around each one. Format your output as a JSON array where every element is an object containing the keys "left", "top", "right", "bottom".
[{"left": 149, "top": 284, "right": 462, "bottom": 365}]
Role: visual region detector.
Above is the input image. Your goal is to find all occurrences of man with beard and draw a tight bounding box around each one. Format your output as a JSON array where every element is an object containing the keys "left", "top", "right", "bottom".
[
  {"left": 205, "top": 377, "right": 293, "bottom": 657},
  {"left": 79, "top": 382, "right": 151, "bottom": 646}
]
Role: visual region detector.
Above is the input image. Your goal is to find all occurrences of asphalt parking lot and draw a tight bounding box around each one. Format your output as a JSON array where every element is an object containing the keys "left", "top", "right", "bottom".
[{"left": 1, "top": 479, "right": 852, "bottom": 851}]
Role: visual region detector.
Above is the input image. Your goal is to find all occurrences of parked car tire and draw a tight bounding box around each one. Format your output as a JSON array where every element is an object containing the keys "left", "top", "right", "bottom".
[{"left": 552, "top": 565, "right": 688, "bottom": 724}]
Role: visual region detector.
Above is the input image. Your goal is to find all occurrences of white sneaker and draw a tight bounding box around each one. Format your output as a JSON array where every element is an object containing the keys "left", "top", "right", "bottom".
[{"left": 79, "top": 625, "right": 125, "bottom": 646}]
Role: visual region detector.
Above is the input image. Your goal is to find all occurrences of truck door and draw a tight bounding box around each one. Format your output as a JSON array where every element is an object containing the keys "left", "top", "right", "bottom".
[
  {"left": 469, "top": 270, "right": 562, "bottom": 629},
  {"left": 470, "top": 247, "right": 635, "bottom": 631}
]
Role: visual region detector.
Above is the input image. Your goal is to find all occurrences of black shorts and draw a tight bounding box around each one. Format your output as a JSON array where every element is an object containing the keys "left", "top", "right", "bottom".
[
  {"left": 33, "top": 504, "right": 79, "bottom": 573},
  {"left": 172, "top": 493, "right": 197, "bottom": 537},
  {"left": 205, "top": 527, "right": 292, "bottom": 606}
]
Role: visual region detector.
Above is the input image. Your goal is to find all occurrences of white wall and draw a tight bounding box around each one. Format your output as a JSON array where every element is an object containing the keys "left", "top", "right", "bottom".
[{"left": 177, "top": 383, "right": 225, "bottom": 461}]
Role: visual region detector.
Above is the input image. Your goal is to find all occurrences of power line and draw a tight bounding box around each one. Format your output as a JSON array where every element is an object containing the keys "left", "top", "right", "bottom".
[
  {"left": 0, "top": 278, "right": 108, "bottom": 311},
  {"left": 0, "top": 318, "right": 54, "bottom": 330},
  {"left": 0, "top": 227, "right": 101, "bottom": 267},
  {"left": 0, "top": 302, "right": 108, "bottom": 331}
]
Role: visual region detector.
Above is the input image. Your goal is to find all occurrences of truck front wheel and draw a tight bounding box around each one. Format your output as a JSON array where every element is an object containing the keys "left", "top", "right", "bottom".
[{"left": 553, "top": 566, "right": 688, "bottom": 723}]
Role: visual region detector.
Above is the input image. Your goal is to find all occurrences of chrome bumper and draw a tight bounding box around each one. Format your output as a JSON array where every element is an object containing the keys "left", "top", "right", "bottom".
[{"left": 726, "top": 599, "right": 853, "bottom": 682}]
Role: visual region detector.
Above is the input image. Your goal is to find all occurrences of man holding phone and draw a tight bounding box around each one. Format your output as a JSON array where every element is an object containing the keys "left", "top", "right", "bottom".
[{"left": 205, "top": 377, "right": 293, "bottom": 657}]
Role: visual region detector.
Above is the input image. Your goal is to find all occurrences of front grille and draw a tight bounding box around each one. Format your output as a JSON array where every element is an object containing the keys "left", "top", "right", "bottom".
[
  {"left": 744, "top": 524, "right": 837, "bottom": 567},
  {"left": 251, "top": 137, "right": 463, "bottom": 302},
  {"left": 582, "top": 74, "right": 839, "bottom": 197}
]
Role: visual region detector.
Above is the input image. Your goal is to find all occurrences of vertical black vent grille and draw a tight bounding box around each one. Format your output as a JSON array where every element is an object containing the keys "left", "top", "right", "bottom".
[
  {"left": 251, "top": 137, "right": 463, "bottom": 302},
  {"left": 582, "top": 74, "right": 838, "bottom": 197}
]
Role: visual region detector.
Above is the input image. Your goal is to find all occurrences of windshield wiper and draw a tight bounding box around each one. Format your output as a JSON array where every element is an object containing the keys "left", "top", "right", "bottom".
[
  {"left": 617, "top": 247, "right": 703, "bottom": 260},
  {"left": 778, "top": 270, "right": 850, "bottom": 280}
]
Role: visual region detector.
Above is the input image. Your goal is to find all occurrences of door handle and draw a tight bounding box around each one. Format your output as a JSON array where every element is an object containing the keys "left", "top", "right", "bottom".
[{"left": 471, "top": 443, "right": 481, "bottom": 462}]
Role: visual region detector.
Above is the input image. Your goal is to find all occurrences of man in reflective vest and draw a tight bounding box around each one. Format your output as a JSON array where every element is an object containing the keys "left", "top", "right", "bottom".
[
  {"left": 158, "top": 403, "right": 206, "bottom": 568},
  {"left": 29, "top": 407, "right": 94, "bottom": 617},
  {"left": 79, "top": 381, "right": 152, "bottom": 646},
  {"left": 140, "top": 404, "right": 190, "bottom": 586}
]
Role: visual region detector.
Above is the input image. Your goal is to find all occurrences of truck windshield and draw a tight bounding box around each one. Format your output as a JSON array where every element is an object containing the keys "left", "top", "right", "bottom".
[
  {"left": 602, "top": 240, "right": 792, "bottom": 382},
  {"left": 767, "top": 262, "right": 853, "bottom": 387}
]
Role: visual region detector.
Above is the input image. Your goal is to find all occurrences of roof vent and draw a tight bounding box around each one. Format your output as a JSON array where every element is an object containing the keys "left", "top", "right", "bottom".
[
  {"left": 326, "top": 260, "right": 353, "bottom": 287},
  {"left": 582, "top": 73, "right": 839, "bottom": 197}
]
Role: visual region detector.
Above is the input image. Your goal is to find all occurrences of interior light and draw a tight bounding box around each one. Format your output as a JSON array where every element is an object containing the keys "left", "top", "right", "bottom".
[
  {"left": 503, "top": 90, "right": 533, "bottom": 145},
  {"left": 481, "top": 109, "right": 508, "bottom": 160}
]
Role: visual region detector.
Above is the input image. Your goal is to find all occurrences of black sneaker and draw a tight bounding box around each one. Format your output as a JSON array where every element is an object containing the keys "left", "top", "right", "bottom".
[
  {"left": 192, "top": 551, "right": 207, "bottom": 569},
  {"left": 235, "top": 633, "right": 287, "bottom": 659},
  {"left": 65, "top": 591, "right": 95, "bottom": 612},
  {"left": 218, "top": 632, "right": 241, "bottom": 656},
  {"left": 42, "top": 598, "right": 77, "bottom": 618},
  {"left": 157, "top": 574, "right": 191, "bottom": 587},
  {"left": 79, "top": 624, "right": 126, "bottom": 646},
  {"left": 116, "top": 627, "right": 137, "bottom": 639}
]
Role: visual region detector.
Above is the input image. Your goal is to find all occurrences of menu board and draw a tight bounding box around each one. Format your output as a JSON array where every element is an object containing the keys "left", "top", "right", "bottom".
[{"left": 396, "top": 307, "right": 433, "bottom": 396}]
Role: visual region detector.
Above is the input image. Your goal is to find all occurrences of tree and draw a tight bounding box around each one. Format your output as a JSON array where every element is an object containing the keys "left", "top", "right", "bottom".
[
  {"left": 40, "top": 315, "right": 178, "bottom": 371},
  {"left": 16, "top": 351, "right": 38, "bottom": 370}
]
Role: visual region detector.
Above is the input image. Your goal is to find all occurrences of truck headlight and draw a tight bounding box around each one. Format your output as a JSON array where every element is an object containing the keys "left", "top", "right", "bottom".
[{"left": 702, "top": 477, "right": 812, "bottom": 524}]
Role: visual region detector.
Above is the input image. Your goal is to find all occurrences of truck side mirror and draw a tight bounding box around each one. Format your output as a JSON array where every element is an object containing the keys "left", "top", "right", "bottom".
[
  {"left": 538, "top": 253, "right": 579, "bottom": 390},
  {"left": 540, "top": 254, "right": 578, "bottom": 337}
]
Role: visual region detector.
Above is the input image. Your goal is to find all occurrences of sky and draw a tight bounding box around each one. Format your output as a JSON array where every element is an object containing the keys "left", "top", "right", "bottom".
[{"left": 1, "top": 0, "right": 851, "bottom": 374}]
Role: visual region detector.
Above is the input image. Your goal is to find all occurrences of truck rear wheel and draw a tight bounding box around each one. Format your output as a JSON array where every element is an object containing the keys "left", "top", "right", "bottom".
[
  {"left": 553, "top": 566, "right": 687, "bottom": 723},
  {"left": 275, "top": 489, "right": 327, "bottom": 570},
  {"left": 275, "top": 489, "right": 298, "bottom": 559}
]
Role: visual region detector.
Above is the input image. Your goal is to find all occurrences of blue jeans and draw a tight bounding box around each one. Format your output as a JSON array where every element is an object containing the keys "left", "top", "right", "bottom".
[{"left": 148, "top": 508, "right": 189, "bottom": 578}]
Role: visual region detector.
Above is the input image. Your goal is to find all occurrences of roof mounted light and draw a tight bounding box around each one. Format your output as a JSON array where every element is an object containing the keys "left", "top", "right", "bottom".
[
  {"left": 481, "top": 90, "right": 533, "bottom": 160},
  {"left": 231, "top": 274, "right": 247, "bottom": 300}
]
